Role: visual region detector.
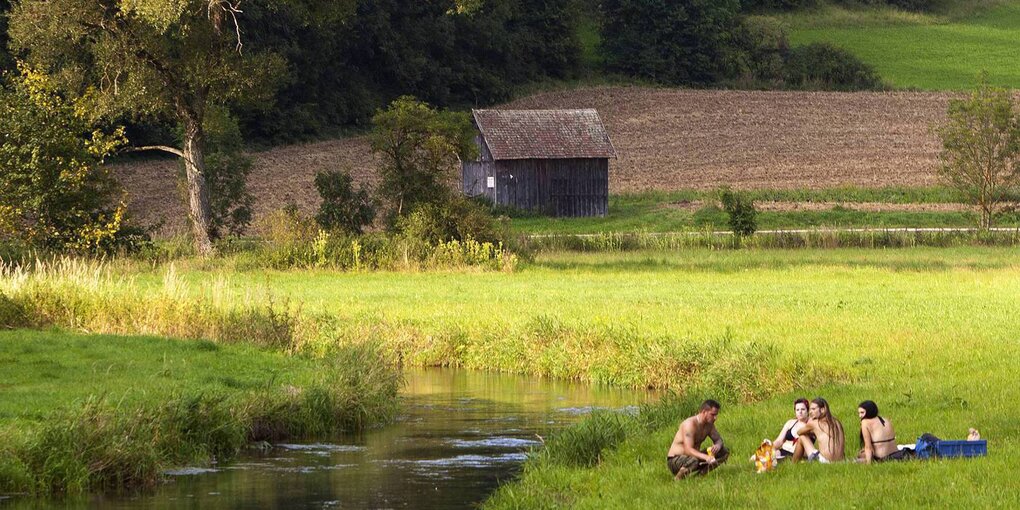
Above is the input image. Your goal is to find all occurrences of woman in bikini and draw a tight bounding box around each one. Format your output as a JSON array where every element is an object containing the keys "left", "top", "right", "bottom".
[
  {"left": 858, "top": 400, "right": 910, "bottom": 463},
  {"left": 792, "top": 397, "right": 845, "bottom": 463},
  {"left": 773, "top": 398, "right": 811, "bottom": 460}
]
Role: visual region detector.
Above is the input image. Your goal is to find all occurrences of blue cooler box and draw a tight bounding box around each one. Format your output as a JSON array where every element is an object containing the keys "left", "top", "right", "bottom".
[{"left": 916, "top": 439, "right": 987, "bottom": 459}]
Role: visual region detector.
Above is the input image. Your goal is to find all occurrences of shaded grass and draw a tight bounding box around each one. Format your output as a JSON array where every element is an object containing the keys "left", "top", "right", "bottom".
[
  {"left": 0, "top": 330, "right": 401, "bottom": 495},
  {"left": 780, "top": 1, "right": 1020, "bottom": 90}
]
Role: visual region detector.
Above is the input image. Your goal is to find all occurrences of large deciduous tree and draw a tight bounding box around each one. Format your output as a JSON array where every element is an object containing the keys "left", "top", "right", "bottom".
[
  {"left": 8, "top": 0, "right": 287, "bottom": 254},
  {"left": 935, "top": 78, "right": 1020, "bottom": 229}
]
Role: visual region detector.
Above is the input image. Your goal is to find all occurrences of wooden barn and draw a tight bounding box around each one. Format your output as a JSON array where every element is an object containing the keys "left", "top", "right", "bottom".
[{"left": 462, "top": 109, "right": 616, "bottom": 217}]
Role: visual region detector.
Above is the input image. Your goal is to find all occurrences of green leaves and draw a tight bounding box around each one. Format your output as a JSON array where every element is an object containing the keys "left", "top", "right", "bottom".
[
  {"left": 369, "top": 96, "right": 476, "bottom": 220},
  {"left": 935, "top": 74, "right": 1020, "bottom": 228},
  {"left": 0, "top": 66, "right": 127, "bottom": 252}
]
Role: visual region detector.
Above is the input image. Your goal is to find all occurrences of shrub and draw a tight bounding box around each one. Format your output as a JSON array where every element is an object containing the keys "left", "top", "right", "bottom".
[
  {"left": 0, "top": 291, "right": 28, "bottom": 328},
  {"left": 784, "top": 43, "right": 883, "bottom": 91},
  {"left": 199, "top": 107, "right": 255, "bottom": 240},
  {"left": 741, "top": 0, "right": 819, "bottom": 11},
  {"left": 732, "top": 15, "right": 789, "bottom": 87},
  {"left": 720, "top": 188, "right": 758, "bottom": 236},
  {"left": 396, "top": 195, "right": 508, "bottom": 245},
  {"left": 835, "top": 0, "right": 936, "bottom": 11},
  {"left": 253, "top": 205, "right": 319, "bottom": 246},
  {"left": 0, "top": 66, "right": 130, "bottom": 253},
  {"left": 314, "top": 169, "right": 376, "bottom": 234}
]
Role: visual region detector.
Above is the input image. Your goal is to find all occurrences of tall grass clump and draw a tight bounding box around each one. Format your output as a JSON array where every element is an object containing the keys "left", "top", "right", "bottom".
[
  {"left": 0, "top": 259, "right": 305, "bottom": 349},
  {"left": 245, "top": 345, "right": 403, "bottom": 440},
  {"left": 246, "top": 205, "right": 517, "bottom": 272},
  {"left": 3, "top": 343, "right": 401, "bottom": 495},
  {"left": 522, "top": 228, "right": 1020, "bottom": 253},
  {"left": 537, "top": 410, "right": 632, "bottom": 468},
  {"left": 237, "top": 229, "right": 517, "bottom": 272}
]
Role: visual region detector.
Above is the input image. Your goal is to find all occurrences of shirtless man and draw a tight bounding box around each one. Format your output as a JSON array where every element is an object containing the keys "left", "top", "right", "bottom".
[
  {"left": 666, "top": 399, "right": 730, "bottom": 479},
  {"left": 792, "top": 397, "right": 845, "bottom": 463}
]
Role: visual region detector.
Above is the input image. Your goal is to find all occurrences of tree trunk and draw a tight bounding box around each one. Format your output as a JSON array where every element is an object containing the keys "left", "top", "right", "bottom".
[{"left": 182, "top": 117, "right": 215, "bottom": 255}]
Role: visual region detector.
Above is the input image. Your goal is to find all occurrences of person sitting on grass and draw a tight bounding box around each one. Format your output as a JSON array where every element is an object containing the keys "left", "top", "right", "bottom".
[
  {"left": 666, "top": 399, "right": 730, "bottom": 480},
  {"left": 857, "top": 400, "right": 911, "bottom": 463},
  {"left": 792, "top": 397, "right": 845, "bottom": 463},
  {"left": 772, "top": 397, "right": 812, "bottom": 461}
]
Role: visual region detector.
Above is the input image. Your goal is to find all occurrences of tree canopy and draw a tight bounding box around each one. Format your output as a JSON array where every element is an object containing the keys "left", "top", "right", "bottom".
[
  {"left": 369, "top": 96, "right": 476, "bottom": 221},
  {"left": 10, "top": 0, "right": 291, "bottom": 254},
  {"left": 0, "top": 67, "right": 127, "bottom": 252}
]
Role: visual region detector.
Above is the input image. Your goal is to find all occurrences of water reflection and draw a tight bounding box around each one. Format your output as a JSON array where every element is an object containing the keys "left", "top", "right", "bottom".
[{"left": 13, "top": 368, "right": 652, "bottom": 509}]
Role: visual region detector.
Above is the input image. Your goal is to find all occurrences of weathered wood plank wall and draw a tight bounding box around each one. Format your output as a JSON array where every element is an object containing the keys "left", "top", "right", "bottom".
[{"left": 494, "top": 158, "right": 608, "bottom": 217}]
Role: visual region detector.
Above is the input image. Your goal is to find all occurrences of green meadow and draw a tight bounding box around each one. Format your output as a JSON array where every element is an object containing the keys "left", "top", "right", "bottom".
[
  {"left": 782, "top": 1, "right": 1020, "bottom": 90},
  {"left": 4, "top": 245, "right": 1020, "bottom": 504}
]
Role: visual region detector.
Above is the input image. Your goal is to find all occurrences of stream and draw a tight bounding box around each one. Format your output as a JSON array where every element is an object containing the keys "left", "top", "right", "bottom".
[{"left": 10, "top": 368, "right": 653, "bottom": 509}]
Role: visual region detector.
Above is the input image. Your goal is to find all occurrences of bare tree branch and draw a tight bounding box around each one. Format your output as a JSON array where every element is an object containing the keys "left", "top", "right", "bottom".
[{"left": 123, "top": 145, "right": 185, "bottom": 158}]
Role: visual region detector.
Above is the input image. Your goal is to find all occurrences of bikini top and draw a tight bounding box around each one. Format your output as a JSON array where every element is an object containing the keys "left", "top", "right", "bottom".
[{"left": 784, "top": 426, "right": 797, "bottom": 442}]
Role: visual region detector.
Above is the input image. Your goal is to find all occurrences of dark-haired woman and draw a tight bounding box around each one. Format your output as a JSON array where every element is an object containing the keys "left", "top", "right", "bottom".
[
  {"left": 857, "top": 400, "right": 906, "bottom": 463},
  {"left": 792, "top": 398, "right": 845, "bottom": 463},
  {"left": 773, "top": 398, "right": 811, "bottom": 460}
]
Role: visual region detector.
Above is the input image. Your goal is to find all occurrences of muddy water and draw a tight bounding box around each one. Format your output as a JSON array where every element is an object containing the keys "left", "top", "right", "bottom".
[{"left": 20, "top": 369, "right": 652, "bottom": 509}]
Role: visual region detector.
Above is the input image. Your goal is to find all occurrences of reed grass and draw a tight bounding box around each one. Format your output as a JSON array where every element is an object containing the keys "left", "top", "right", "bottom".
[{"left": 520, "top": 228, "right": 1020, "bottom": 253}]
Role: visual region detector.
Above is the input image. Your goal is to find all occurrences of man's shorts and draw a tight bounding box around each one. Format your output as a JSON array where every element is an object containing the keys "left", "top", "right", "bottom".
[{"left": 667, "top": 446, "right": 730, "bottom": 476}]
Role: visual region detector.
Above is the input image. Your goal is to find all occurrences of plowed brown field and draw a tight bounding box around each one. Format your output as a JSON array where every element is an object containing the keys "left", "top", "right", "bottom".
[{"left": 112, "top": 86, "right": 957, "bottom": 235}]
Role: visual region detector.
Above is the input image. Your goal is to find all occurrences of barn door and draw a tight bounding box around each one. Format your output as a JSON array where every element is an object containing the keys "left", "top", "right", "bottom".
[{"left": 498, "top": 170, "right": 517, "bottom": 207}]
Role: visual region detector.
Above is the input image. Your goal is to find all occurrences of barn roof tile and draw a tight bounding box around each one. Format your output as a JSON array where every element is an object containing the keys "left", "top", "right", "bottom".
[{"left": 472, "top": 109, "right": 616, "bottom": 160}]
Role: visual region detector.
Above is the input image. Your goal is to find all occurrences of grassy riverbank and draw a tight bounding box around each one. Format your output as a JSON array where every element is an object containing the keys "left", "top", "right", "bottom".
[
  {"left": 0, "top": 330, "right": 401, "bottom": 495},
  {"left": 4, "top": 247, "right": 1019, "bottom": 503},
  {"left": 8, "top": 247, "right": 1020, "bottom": 389},
  {"left": 482, "top": 248, "right": 1020, "bottom": 508}
]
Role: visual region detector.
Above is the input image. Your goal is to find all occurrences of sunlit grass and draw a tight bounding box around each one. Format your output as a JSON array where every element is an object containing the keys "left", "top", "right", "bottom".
[
  {"left": 4, "top": 246, "right": 1020, "bottom": 503},
  {"left": 781, "top": 1, "right": 1020, "bottom": 90}
]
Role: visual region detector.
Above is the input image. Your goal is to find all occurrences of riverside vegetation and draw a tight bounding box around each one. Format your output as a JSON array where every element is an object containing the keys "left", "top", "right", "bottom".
[
  {"left": 0, "top": 260, "right": 403, "bottom": 495},
  {"left": 477, "top": 248, "right": 1020, "bottom": 508},
  {"left": 3, "top": 245, "right": 1020, "bottom": 505}
]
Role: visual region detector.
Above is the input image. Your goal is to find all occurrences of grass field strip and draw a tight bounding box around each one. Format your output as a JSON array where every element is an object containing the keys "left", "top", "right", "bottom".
[{"left": 526, "top": 226, "right": 1020, "bottom": 238}]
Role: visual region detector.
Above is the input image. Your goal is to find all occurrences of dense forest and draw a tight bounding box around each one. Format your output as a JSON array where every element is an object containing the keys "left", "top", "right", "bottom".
[{"left": 0, "top": 0, "right": 921, "bottom": 146}]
